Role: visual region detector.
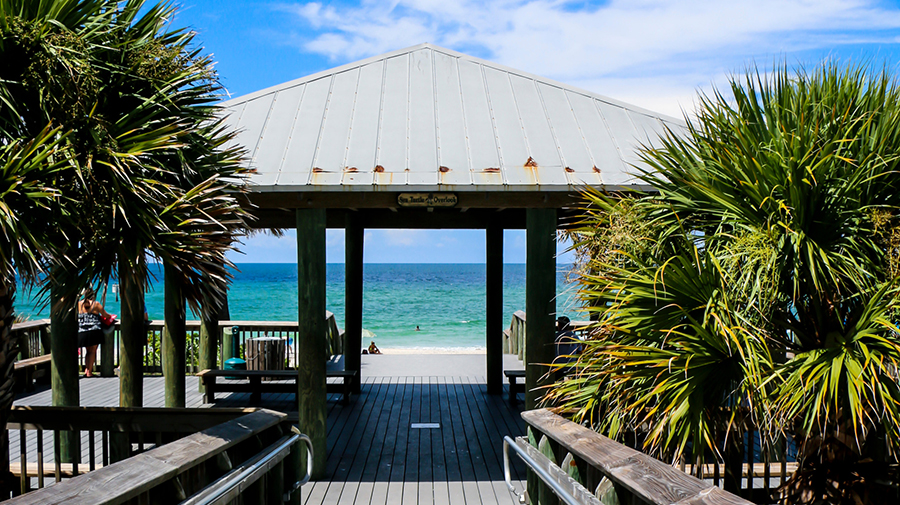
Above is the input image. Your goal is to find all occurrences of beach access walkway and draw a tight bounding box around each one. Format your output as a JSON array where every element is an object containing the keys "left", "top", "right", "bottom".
[{"left": 12, "top": 353, "right": 528, "bottom": 505}]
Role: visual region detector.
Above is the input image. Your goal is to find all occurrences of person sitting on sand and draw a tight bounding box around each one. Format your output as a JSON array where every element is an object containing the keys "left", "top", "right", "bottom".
[{"left": 368, "top": 341, "right": 382, "bottom": 354}]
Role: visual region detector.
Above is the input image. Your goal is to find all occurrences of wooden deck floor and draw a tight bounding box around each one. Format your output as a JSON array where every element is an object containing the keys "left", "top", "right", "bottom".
[{"left": 12, "top": 366, "right": 527, "bottom": 505}]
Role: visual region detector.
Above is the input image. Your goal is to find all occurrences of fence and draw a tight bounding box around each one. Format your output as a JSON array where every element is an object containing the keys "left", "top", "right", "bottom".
[
  {"left": 10, "top": 320, "right": 49, "bottom": 361},
  {"left": 4, "top": 409, "right": 308, "bottom": 504},
  {"left": 11, "top": 312, "right": 343, "bottom": 376}
]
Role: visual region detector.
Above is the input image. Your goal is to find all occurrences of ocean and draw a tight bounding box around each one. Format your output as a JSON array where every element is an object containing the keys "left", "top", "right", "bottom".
[{"left": 15, "top": 263, "right": 583, "bottom": 350}]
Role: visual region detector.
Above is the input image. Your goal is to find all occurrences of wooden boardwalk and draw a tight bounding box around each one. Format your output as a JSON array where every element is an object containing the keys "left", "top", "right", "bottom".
[{"left": 12, "top": 359, "right": 527, "bottom": 505}]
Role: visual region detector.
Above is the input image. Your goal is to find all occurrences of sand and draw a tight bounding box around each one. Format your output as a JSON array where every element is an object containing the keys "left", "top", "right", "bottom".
[{"left": 375, "top": 347, "right": 486, "bottom": 355}]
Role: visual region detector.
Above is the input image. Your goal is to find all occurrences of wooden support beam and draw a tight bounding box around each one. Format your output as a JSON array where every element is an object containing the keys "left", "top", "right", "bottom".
[
  {"left": 163, "top": 263, "right": 186, "bottom": 408},
  {"left": 248, "top": 190, "right": 582, "bottom": 210},
  {"left": 118, "top": 258, "right": 144, "bottom": 408},
  {"left": 525, "top": 208, "right": 557, "bottom": 410},
  {"left": 486, "top": 226, "right": 503, "bottom": 395},
  {"left": 344, "top": 213, "right": 364, "bottom": 394},
  {"left": 199, "top": 303, "right": 219, "bottom": 392},
  {"left": 49, "top": 281, "right": 79, "bottom": 464},
  {"left": 296, "top": 208, "right": 327, "bottom": 478}
]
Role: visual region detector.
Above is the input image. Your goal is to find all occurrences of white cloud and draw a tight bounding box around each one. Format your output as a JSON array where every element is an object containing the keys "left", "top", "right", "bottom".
[
  {"left": 381, "top": 229, "right": 428, "bottom": 246},
  {"left": 276, "top": 0, "right": 900, "bottom": 116}
]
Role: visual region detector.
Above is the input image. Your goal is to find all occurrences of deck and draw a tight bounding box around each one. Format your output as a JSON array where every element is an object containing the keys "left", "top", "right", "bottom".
[{"left": 12, "top": 354, "right": 528, "bottom": 505}]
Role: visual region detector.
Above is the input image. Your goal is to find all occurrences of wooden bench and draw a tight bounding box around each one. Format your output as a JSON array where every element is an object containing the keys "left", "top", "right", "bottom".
[
  {"left": 504, "top": 369, "right": 525, "bottom": 404},
  {"left": 14, "top": 354, "right": 51, "bottom": 392},
  {"left": 197, "top": 368, "right": 357, "bottom": 405}
]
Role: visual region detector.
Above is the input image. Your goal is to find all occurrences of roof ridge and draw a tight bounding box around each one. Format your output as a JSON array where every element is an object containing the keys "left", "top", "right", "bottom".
[{"left": 221, "top": 43, "right": 685, "bottom": 125}]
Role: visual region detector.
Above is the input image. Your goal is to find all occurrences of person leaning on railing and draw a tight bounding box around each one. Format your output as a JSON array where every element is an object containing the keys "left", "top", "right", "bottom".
[{"left": 77, "top": 287, "right": 113, "bottom": 378}]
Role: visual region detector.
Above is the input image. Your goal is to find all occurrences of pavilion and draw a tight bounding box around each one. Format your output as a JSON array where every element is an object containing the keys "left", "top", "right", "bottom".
[{"left": 220, "top": 43, "right": 685, "bottom": 476}]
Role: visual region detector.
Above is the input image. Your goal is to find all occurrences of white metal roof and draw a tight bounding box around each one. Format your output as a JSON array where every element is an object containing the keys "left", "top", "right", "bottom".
[{"left": 222, "top": 43, "right": 686, "bottom": 193}]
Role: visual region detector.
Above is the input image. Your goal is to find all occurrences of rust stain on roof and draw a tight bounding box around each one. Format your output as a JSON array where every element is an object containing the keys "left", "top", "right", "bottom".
[
  {"left": 564, "top": 167, "right": 574, "bottom": 173},
  {"left": 482, "top": 167, "right": 500, "bottom": 173},
  {"left": 374, "top": 165, "right": 385, "bottom": 173},
  {"left": 592, "top": 166, "right": 601, "bottom": 173},
  {"left": 312, "top": 167, "right": 325, "bottom": 173},
  {"left": 439, "top": 166, "right": 450, "bottom": 173},
  {"left": 524, "top": 157, "right": 538, "bottom": 168},
  {"left": 345, "top": 166, "right": 358, "bottom": 172}
]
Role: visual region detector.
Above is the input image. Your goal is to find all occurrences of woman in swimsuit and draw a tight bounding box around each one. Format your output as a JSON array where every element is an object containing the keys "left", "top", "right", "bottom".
[{"left": 77, "top": 287, "right": 112, "bottom": 377}]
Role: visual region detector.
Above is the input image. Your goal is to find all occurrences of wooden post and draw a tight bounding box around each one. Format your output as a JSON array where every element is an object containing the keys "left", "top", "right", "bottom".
[
  {"left": 525, "top": 208, "right": 557, "bottom": 410},
  {"left": 296, "top": 208, "right": 327, "bottom": 478},
  {"left": 344, "top": 213, "right": 363, "bottom": 394},
  {"left": 199, "top": 304, "right": 219, "bottom": 392},
  {"left": 163, "top": 263, "right": 186, "bottom": 408},
  {"left": 118, "top": 258, "right": 144, "bottom": 407},
  {"left": 49, "top": 282, "right": 79, "bottom": 463},
  {"left": 100, "top": 327, "right": 114, "bottom": 377},
  {"left": 486, "top": 226, "right": 503, "bottom": 395}
]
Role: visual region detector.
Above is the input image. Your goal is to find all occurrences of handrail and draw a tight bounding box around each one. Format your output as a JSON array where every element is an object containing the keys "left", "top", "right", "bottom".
[
  {"left": 4, "top": 410, "right": 290, "bottom": 504},
  {"left": 504, "top": 436, "right": 584, "bottom": 505},
  {"left": 522, "top": 409, "right": 754, "bottom": 505},
  {"left": 182, "top": 426, "right": 313, "bottom": 505}
]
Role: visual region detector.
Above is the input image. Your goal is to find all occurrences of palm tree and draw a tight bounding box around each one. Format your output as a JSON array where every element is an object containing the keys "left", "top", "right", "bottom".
[
  {"left": 0, "top": 0, "right": 250, "bottom": 479},
  {"left": 0, "top": 128, "right": 76, "bottom": 492},
  {"left": 547, "top": 63, "right": 900, "bottom": 503}
]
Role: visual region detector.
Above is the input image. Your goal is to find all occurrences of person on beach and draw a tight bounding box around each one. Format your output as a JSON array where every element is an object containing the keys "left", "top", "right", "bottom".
[
  {"left": 77, "top": 287, "right": 113, "bottom": 377},
  {"left": 368, "top": 341, "right": 382, "bottom": 354}
]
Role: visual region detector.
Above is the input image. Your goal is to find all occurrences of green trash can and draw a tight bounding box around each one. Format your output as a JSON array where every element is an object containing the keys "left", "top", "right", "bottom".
[{"left": 224, "top": 358, "right": 246, "bottom": 380}]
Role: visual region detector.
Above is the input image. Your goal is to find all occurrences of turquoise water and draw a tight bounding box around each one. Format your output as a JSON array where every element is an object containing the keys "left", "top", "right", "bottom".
[{"left": 15, "top": 263, "right": 582, "bottom": 350}]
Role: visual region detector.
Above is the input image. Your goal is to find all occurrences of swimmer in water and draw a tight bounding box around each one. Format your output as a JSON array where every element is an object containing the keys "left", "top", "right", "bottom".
[{"left": 415, "top": 325, "right": 420, "bottom": 331}]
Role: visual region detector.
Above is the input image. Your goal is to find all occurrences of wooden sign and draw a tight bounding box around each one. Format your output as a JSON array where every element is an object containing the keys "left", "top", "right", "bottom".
[{"left": 397, "top": 193, "right": 458, "bottom": 207}]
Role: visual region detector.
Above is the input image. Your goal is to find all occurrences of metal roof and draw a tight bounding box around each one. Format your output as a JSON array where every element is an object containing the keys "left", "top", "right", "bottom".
[{"left": 222, "top": 43, "right": 686, "bottom": 193}]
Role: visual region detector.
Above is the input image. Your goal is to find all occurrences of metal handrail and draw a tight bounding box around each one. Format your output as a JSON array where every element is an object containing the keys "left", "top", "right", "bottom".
[
  {"left": 503, "top": 436, "right": 581, "bottom": 505},
  {"left": 182, "top": 427, "right": 313, "bottom": 505}
]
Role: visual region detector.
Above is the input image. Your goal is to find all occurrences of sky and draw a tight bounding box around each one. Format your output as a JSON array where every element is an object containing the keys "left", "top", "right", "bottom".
[{"left": 170, "top": 0, "right": 900, "bottom": 263}]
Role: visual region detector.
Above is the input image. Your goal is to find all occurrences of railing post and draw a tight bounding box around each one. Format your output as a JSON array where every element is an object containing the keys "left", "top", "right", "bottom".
[
  {"left": 199, "top": 306, "right": 219, "bottom": 393},
  {"left": 100, "top": 328, "right": 115, "bottom": 377},
  {"left": 267, "top": 459, "right": 285, "bottom": 505},
  {"left": 110, "top": 430, "right": 130, "bottom": 464},
  {"left": 284, "top": 437, "right": 301, "bottom": 505}
]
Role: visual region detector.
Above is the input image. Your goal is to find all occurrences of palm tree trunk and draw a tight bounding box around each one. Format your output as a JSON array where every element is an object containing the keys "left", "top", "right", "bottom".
[
  {"left": 0, "top": 279, "right": 20, "bottom": 497},
  {"left": 50, "top": 278, "right": 79, "bottom": 464},
  {"left": 723, "top": 430, "right": 745, "bottom": 494},
  {"left": 118, "top": 257, "right": 144, "bottom": 408}
]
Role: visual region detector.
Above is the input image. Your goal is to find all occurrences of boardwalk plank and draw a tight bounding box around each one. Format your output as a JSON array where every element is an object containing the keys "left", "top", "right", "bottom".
[
  {"left": 356, "top": 376, "right": 400, "bottom": 505},
  {"left": 417, "top": 377, "right": 434, "bottom": 505},
  {"left": 333, "top": 376, "right": 390, "bottom": 505},
  {"left": 403, "top": 376, "right": 422, "bottom": 505},
  {"left": 453, "top": 376, "right": 501, "bottom": 505}
]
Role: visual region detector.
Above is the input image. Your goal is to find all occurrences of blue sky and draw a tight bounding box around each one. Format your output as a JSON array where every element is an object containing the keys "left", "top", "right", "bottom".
[{"left": 171, "top": 0, "right": 900, "bottom": 263}]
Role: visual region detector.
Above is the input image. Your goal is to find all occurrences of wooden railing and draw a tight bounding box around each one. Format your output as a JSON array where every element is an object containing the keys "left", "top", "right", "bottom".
[
  {"left": 504, "top": 311, "right": 526, "bottom": 360},
  {"left": 13, "top": 312, "right": 344, "bottom": 376},
  {"left": 5, "top": 406, "right": 265, "bottom": 495},
  {"left": 519, "top": 409, "right": 754, "bottom": 505},
  {"left": 4, "top": 409, "right": 305, "bottom": 504},
  {"left": 10, "top": 320, "right": 49, "bottom": 362}
]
